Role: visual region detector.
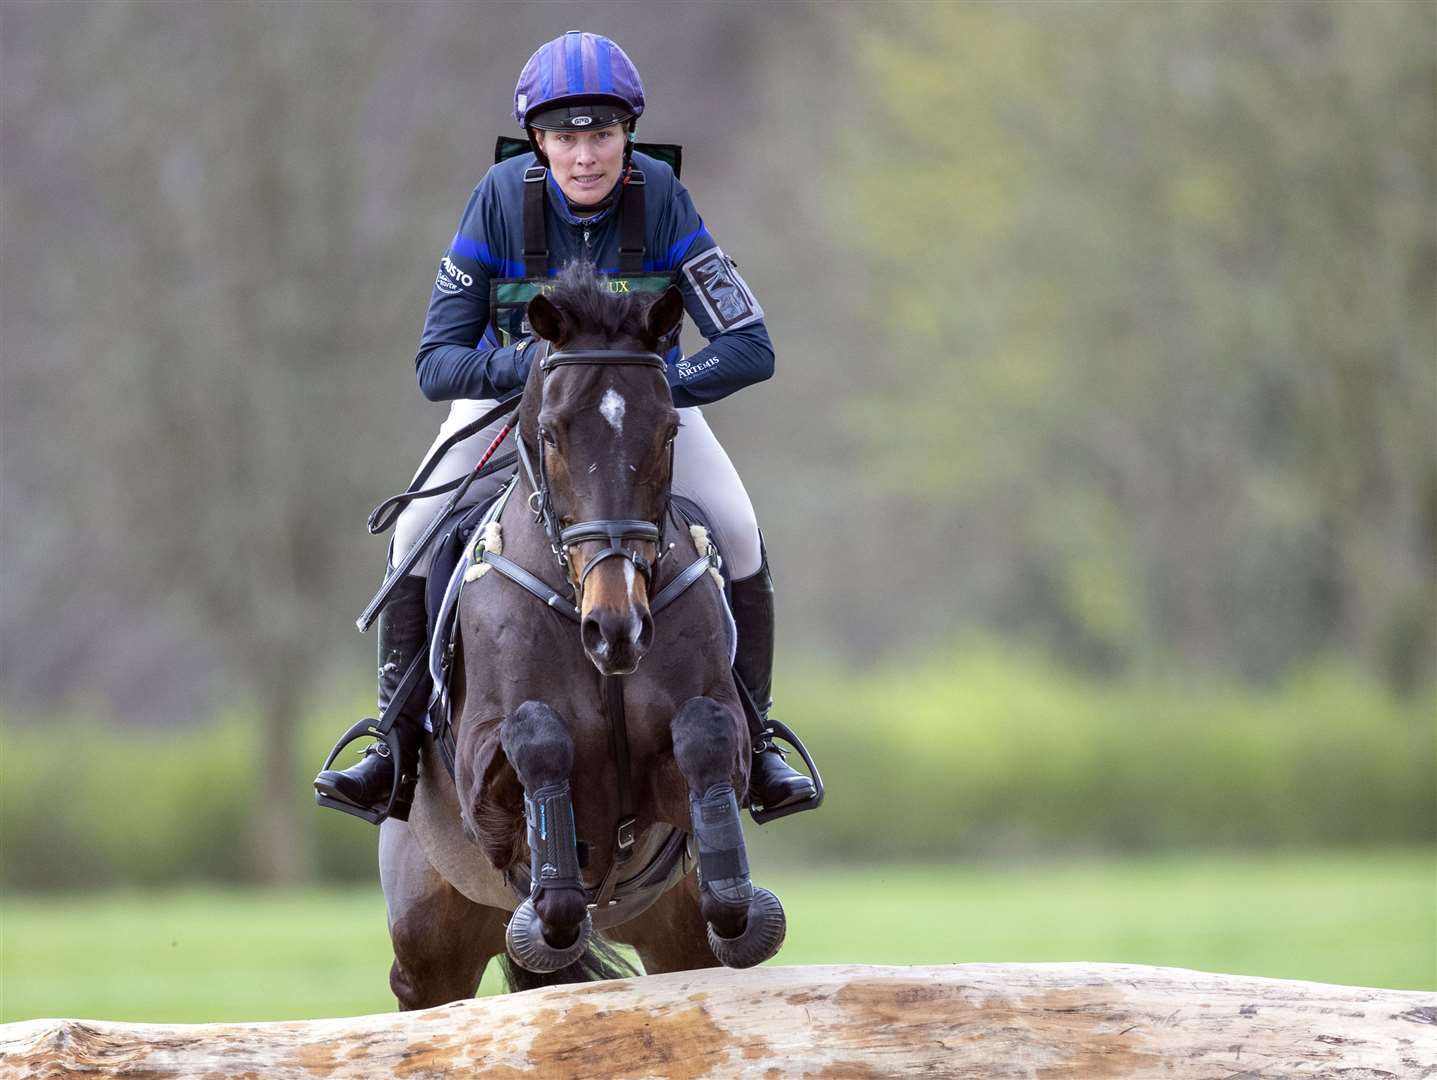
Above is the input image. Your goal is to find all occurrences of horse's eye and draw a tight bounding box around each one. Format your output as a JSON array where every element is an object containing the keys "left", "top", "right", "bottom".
[{"left": 539, "top": 428, "right": 558, "bottom": 447}]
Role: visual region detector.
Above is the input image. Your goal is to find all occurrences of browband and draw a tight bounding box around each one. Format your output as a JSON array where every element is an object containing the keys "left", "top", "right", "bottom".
[{"left": 541, "top": 349, "right": 666, "bottom": 372}]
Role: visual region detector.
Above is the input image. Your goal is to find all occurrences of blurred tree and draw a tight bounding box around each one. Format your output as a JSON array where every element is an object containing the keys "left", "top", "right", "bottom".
[
  {"left": 0, "top": 0, "right": 805, "bottom": 878},
  {"left": 835, "top": 0, "right": 1435, "bottom": 688},
  {"left": 3, "top": 0, "right": 1432, "bottom": 895}
]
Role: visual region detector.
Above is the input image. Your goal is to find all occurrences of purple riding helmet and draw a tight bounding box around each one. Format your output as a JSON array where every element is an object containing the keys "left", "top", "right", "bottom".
[{"left": 514, "top": 31, "right": 646, "bottom": 137}]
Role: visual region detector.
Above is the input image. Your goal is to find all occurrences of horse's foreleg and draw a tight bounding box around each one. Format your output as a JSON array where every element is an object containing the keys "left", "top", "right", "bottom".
[
  {"left": 671, "top": 696, "right": 787, "bottom": 969},
  {"left": 379, "top": 819, "right": 507, "bottom": 1010},
  {"left": 498, "top": 701, "right": 592, "bottom": 972}
]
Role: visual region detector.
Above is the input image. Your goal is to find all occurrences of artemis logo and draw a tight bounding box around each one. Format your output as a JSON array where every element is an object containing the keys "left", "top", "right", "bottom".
[
  {"left": 440, "top": 255, "right": 474, "bottom": 289},
  {"left": 675, "top": 355, "right": 719, "bottom": 379}
]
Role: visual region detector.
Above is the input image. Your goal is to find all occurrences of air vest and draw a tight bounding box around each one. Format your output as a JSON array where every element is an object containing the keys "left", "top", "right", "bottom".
[{"left": 486, "top": 146, "right": 683, "bottom": 352}]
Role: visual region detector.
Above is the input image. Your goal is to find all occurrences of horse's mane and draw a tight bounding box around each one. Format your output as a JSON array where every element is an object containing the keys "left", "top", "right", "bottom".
[{"left": 546, "top": 260, "right": 648, "bottom": 340}]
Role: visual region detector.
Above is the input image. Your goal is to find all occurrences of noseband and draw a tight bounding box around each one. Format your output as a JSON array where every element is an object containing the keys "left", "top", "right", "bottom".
[{"left": 515, "top": 348, "right": 673, "bottom": 596}]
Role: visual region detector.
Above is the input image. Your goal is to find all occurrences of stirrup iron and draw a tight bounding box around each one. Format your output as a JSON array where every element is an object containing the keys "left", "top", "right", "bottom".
[
  {"left": 314, "top": 718, "right": 408, "bottom": 825},
  {"left": 749, "top": 716, "right": 825, "bottom": 825}
]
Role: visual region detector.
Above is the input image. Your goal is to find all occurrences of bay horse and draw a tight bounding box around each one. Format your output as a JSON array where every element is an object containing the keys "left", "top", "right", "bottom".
[{"left": 378, "top": 263, "right": 785, "bottom": 1007}]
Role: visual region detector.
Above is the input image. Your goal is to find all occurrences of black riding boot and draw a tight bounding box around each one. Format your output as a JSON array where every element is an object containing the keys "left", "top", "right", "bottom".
[
  {"left": 314, "top": 574, "right": 429, "bottom": 822},
  {"left": 731, "top": 547, "right": 818, "bottom": 815}
]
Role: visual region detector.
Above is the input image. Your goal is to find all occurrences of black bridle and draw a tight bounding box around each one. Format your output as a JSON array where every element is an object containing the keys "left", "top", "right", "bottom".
[{"left": 515, "top": 347, "right": 675, "bottom": 598}]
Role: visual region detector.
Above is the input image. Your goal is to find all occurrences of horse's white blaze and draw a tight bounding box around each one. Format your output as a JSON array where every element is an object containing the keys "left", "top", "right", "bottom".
[
  {"left": 599, "top": 388, "right": 626, "bottom": 435},
  {"left": 623, "top": 560, "right": 644, "bottom": 642}
]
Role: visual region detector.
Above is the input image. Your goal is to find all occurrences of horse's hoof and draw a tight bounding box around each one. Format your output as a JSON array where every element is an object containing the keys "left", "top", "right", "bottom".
[
  {"left": 707, "top": 887, "right": 785, "bottom": 969},
  {"left": 505, "top": 897, "right": 593, "bottom": 973}
]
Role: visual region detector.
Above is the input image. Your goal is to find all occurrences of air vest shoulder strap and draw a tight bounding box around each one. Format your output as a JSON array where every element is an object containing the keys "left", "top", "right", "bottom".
[
  {"left": 522, "top": 166, "right": 548, "bottom": 277},
  {"left": 618, "top": 168, "right": 646, "bottom": 273},
  {"left": 519, "top": 165, "right": 647, "bottom": 277}
]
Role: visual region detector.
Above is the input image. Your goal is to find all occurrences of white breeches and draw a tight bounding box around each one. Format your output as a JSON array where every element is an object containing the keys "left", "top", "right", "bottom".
[{"left": 392, "top": 399, "right": 763, "bottom": 581}]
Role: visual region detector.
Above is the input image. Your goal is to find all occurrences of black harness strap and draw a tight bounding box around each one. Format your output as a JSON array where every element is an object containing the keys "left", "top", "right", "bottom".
[
  {"left": 618, "top": 168, "right": 646, "bottom": 273},
  {"left": 356, "top": 395, "right": 522, "bottom": 633},
  {"left": 367, "top": 394, "right": 522, "bottom": 536},
  {"left": 650, "top": 549, "right": 719, "bottom": 615},
  {"left": 522, "top": 166, "right": 548, "bottom": 277},
  {"left": 479, "top": 550, "right": 581, "bottom": 621},
  {"left": 605, "top": 675, "right": 637, "bottom": 861},
  {"left": 585, "top": 674, "right": 636, "bottom": 910},
  {"left": 366, "top": 452, "right": 516, "bottom": 535},
  {"left": 521, "top": 165, "right": 646, "bottom": 278}
]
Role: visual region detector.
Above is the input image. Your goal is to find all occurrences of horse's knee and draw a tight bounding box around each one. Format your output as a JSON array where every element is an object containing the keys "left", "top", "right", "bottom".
[
  {"left": 501, "top": 701, "right": 575, "bottom": 788},
  {"left": 671, "top": 696, "right": 736, "bottom": 791}
]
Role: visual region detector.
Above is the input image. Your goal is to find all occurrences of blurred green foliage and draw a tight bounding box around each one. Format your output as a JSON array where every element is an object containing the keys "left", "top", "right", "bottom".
[
  {"left": 4, "top": 649, "right": 1429, "bottom": 890},
  {"left": 833, "top": 1, "right": 1435, "bottom": 688},
  {"left": 1, "top": 1, "right": 1432, "bottom": 893}
]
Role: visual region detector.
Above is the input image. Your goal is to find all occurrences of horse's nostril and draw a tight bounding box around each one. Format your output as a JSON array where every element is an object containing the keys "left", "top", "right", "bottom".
[
  {"left": 582, "top": 617, "right": 608, "bottom": 657},
  {"left": 583, "top": 607, "right": 650, "bottom": 668}
]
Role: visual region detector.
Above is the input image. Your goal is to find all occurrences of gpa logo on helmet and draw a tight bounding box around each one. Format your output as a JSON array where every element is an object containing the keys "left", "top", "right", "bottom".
[{"left": 571, "top": 115, "right": 593, "bottom": 127}]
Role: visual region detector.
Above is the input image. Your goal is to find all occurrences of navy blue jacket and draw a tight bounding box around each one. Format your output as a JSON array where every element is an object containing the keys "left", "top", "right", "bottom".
[{"left": 416, "top": 151, "right": 774, "bottom": 409}]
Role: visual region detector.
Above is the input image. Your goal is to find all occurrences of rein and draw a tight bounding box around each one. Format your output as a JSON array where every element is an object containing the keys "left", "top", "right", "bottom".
[{"left": 356, "top": 394, "right": 521, "bottom": 632}]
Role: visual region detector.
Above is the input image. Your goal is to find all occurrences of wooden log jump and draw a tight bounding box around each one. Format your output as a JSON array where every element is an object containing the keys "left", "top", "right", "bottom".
[{"left": 3, "top": 963, "right": 1433, "bottom": 1078}]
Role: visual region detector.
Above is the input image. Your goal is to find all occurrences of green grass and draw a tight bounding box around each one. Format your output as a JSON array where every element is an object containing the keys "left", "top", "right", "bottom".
[{"left": 2, "top": 848, "right": 1430, "bottom": 1024}]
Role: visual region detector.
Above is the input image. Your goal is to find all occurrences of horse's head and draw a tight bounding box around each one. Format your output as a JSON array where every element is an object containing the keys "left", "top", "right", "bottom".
[{"left": 520, "top": 263, "right": 684, "bottom": 675}]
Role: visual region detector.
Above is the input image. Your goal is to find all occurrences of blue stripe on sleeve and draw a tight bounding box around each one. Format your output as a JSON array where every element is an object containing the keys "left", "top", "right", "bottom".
[
  {"left": 450, "top": 233, "right": 523, "bottom": 278},
  {"left": 652, "top": 220, "right": 705, "bottom": 271}
]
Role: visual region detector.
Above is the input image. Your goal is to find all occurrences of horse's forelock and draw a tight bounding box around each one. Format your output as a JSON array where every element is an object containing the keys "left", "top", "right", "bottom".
[{"left": 546, "top": 261, "right": 648, "bottom": 344}]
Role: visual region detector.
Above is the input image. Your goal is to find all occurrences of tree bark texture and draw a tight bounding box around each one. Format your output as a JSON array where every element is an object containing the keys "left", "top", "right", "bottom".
[{"left": 2, "top": 963, "right": 1433, "bottom": 1079}]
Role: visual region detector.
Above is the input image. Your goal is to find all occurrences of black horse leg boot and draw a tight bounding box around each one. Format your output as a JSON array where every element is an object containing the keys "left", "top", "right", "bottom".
[
  {"left": 731, "top": 547, "right": 817, "bottom": 815},
  {"left": 314, "top": 574, "right": 429, "bottom": 821}
]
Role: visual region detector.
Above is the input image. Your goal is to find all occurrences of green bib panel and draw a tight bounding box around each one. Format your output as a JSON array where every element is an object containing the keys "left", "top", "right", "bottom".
[{"left": 489, "top": 273, "right": 680, "bottom": 349}]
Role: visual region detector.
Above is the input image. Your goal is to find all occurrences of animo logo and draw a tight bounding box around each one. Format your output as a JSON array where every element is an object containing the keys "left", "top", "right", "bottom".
[{"left": 441, "top": 256, "right": 474, "bottom": 289}]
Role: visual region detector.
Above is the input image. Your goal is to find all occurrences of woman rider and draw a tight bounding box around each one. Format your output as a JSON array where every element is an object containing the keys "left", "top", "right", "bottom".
[{"left": 315, "top": 31, "right": 815, "bottom": 822}]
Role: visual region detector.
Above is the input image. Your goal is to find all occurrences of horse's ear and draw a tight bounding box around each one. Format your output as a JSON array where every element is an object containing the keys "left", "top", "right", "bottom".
[
  {"left": 527, "top": 293, "right": 566, "bottom": 344},
  {"left": 644, "top": 285, "right": 685, "bottom": 344}
]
